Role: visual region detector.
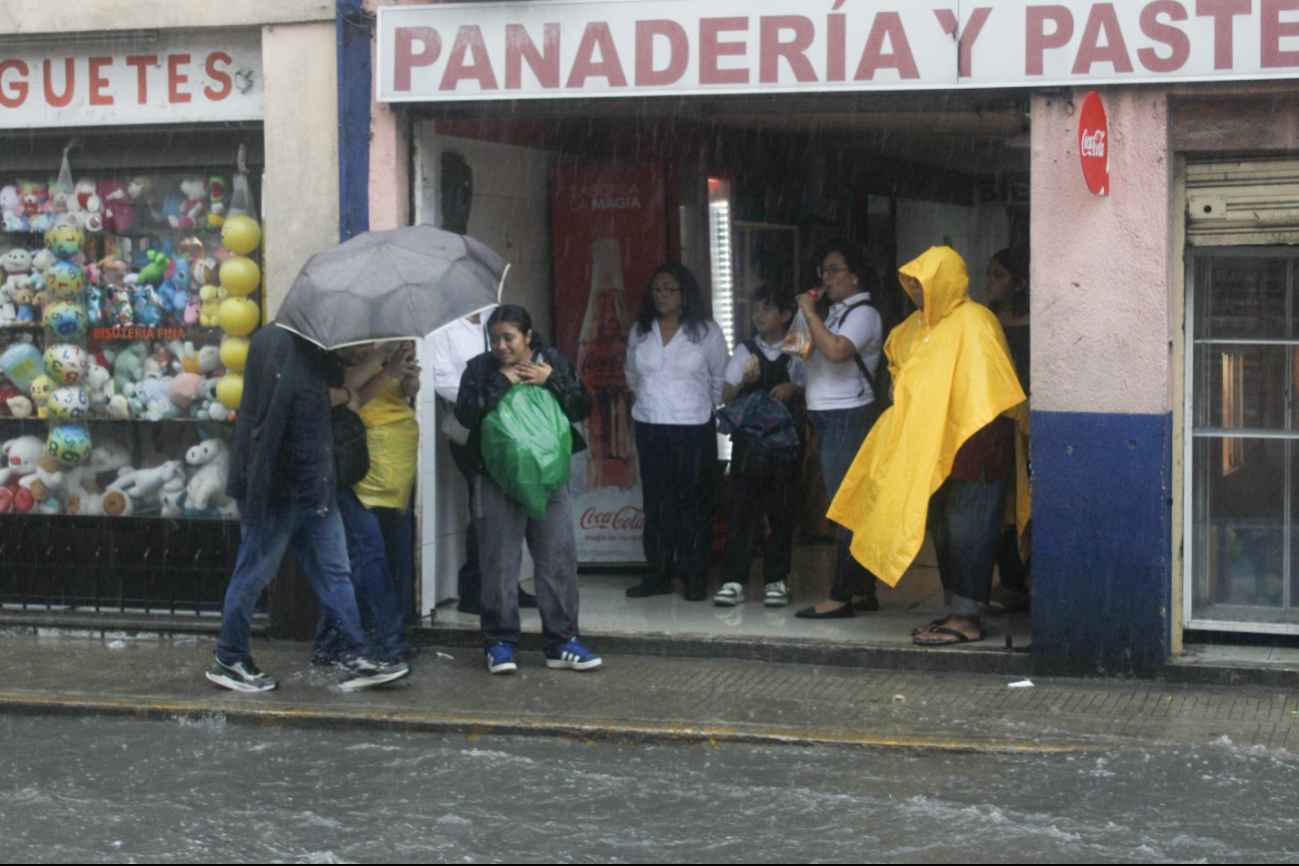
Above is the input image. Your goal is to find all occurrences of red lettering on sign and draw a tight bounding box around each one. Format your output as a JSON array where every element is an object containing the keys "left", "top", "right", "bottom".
[
  {"left": 1073, "top": 3, "right": 1134, "bottom": 74},
  {"left": 855, "top": 12, "right": 920, "bottom": 80},
  {"left": 0, "top": 60, "right": 28, "bottom": 108},
  {"left": 394, "top": 27, "right": 441, "bottom": 92},
  {"left": 760, "top": 16, "right": 817, "bottom": 83},
  {"left": 567, "top": 22, "right": 628, "bottom": 88},
  {"left": 168, "top": 54, "right": 191, "bottom": 103},
  {"left": 579, "top": 506, "right": 645, "bottom": 531},
  {"left": 1262, "top": 0, "right": 1299, "bottom": 67},
  {"left": 636, "top": 20, "right": 689, "bottom": 86},
  {"left": 1196, "top": 0, "right": 1250, "bottom": 70},
  {"left": 1139, "top": 1, "right": 1191, "bottom": 72},
  {"left": 506, "top": 23, "right": 560, "bottom": 89},
  {"left": 441, "top": 25, "right": 499, "bottom": 90},
  {"left": 958, "top": 8, "right": 993, "bottom": 78},
  {"left": 126, "top": 55, "right": 155, "bottom": 104},
  {"left": 88, "top": 56, "right": 113, "bottom": 106},
  {"left": 43, "top": 58, "right": 74, "bottom": 108},
  {"left": 700, "top": 17, "right": 749, "bottom": 85},
  {"left": 205, "top": 52, "right": 233, "bottom": 100},
  {"left": 827, "top": 13, "right": 847, "bottom": 81},
  {"left": 1026, "top": 6, "right": 1075, "bottom": 75}
]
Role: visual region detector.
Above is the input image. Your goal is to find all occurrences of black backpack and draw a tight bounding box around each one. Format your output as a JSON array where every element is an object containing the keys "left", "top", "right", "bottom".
[{"left": 331, "top": 405, "right": 371, "bottom": 488}]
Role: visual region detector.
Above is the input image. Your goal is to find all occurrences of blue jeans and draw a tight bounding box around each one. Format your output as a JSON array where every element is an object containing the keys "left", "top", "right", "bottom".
[
  {"left": 929, "top": 476, "right": 1008, "bottom": 617},
  {"left": 312, "top": 488, "right": 410, "bottom": 662},
  {"left": 217, "top": 500, "right": 372, "bottom": 665},
  {"left": 809, "top": 403, "right": 882, "bottom": 603}
]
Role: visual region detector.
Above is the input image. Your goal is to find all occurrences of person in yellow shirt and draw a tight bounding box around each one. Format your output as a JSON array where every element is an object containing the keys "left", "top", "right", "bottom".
[{"left": 827, "top": 246, "right": 1028, "bottom": 646}]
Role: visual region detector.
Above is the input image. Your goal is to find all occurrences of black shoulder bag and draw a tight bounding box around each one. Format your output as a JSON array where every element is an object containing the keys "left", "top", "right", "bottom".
[{"left": 332, "top": 405, "right": 371, "bottom": 488}]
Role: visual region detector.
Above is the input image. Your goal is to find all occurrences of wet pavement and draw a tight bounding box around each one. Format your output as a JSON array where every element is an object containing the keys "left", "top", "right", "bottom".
[{"left": 2, "top": 630, "right": 1299, "bottom": 754}]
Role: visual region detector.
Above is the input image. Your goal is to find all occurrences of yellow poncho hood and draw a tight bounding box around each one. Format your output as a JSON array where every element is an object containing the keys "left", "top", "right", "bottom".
[{"left": 826, "top": 246, "right": 1027, "bottom": 585}]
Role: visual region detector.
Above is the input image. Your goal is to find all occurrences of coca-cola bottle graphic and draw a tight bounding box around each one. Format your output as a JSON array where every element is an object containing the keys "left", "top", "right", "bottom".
[{"left": 577, "top": 237, "right": 638, "bottom": 490}]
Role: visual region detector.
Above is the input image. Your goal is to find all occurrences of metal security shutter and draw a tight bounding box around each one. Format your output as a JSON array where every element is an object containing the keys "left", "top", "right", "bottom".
[{"left": 1187, "top": 159, "right": 1299, "bottom": 246}]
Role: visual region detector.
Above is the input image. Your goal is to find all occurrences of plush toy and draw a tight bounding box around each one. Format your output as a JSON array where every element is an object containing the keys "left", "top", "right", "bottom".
[
  {"left": 18, "top": 182, "right": 48, "bottom": 231},
  {"left": 28, "top": 248, "right": 55, "bottom": 292},
  {"left": 128, "top": 374, "right": 178, "bottom": 421},
  {"left": 132, "top": 282, "right": 164, "bottom": 328},
  {"left": 72, "top": 178, "right": 103, "bottom": 233},
  {"left": 168, "top": 177, "right": 210, "bottom": 229},
  {"left": 185, "top": 437, "right": 233, "bottom": 511},
  {"left": 110, "top": 280, "right": 134, "bottom": 326},
  {"left": 139, "top": 249, "right": 170, "bottom": 287},
  {"left": 5, "top": 395, "right": 32, "bottom": 418},
  {"left": 11, "top": 287, "right": 35, "bottom": 323},
  {"left": 169, "top": 372, "right": 202, "bottom": 409},
  {"left": 106, "top": 340, "right": 148, "bottom": 394},
  {"left": 198, "top": 284, "right": 222, "bottom": 327},
  {"left": 28, "top": 375, "right": 53, "bottom": 418},
  {"left": 2, "top": 248, "right": 34, "bottom": 296},
  {"left": 108, "top": 459, "right": 184, "bottom": 506},
  {"left": 84, "top": 361, "right": 114, "bottom": 416},
  {"left": 25, "top": 452, "right": 70, "bottom": 509},
  {"left": 0, "top": 435, "right": 43, "bottom": 513},
  {"left": 158, "top": 256, "right": 192, "bottom": 323},
  {"left": 97, "top": 180, "right": 134, "bottom": 234},
  {"left": 0, "top": 185, "right": 23, "bottom": 231},
  {"left": 207, "top": 176, "right": 230, "bottom": 228},
  {"left": 82, "top": 439, "right": 131, "bottom": 490},
  {"left": 85, "top": 283, "right": 103, "bottom": 326}
]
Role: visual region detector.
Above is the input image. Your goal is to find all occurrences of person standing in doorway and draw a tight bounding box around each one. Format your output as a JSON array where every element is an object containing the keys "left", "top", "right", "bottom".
[
  {"left": 431, "top": 309, "right": 538, "bottom": 616},
  {"left": 623, "top": 264, "right": 729, "bottom": 602},
  {"left": 793, "top": 241, "right": 887, "bottom": 619},
  {"left": 208, "top": 325, "right": 410, "bottom": 692}
]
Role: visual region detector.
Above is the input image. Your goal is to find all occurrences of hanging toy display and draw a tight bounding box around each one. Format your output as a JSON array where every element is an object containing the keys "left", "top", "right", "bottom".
[
  {"left": 219, "top": 336, "right": 249, "bottom": 374},
  {"left": 215, "top": 157, "right": 260, "bottom": 412}
]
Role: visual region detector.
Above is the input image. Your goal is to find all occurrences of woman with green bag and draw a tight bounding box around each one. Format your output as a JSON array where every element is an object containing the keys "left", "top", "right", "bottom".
[{"left": 455, "top": 305, "right": 603, "bottom": 675}]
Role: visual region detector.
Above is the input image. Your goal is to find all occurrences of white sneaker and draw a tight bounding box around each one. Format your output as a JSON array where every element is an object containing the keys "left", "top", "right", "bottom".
[
  {"left": 764, "top": 580, "right": 792, "bottom": 607},
  {"left": 713, "top": 582, "right": 745, "bottom": 606}
]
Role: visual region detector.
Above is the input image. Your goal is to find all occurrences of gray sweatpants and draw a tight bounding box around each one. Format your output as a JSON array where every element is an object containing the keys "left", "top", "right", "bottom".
[{"left": 475, "top": 474, "right": 580, "bottom": 651}]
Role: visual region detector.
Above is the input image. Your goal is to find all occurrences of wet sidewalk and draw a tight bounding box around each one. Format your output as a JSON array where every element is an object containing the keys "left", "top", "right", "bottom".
[{"left": 2, "top": 630, "right": 1299, "bottom": 755}]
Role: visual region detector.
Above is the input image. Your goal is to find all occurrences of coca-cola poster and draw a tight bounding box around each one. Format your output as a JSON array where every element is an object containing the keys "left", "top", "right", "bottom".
[{"left": 552, "top": 162, "right": 667, "bottom": 563}]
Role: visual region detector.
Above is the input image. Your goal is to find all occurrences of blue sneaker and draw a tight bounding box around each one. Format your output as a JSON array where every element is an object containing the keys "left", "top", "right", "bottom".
[
  {"left": 486, "top": 642, "right": 517, "bottom": 675},
  {"left": 544, "top": 637, "right": 602, "bottom": 671}
]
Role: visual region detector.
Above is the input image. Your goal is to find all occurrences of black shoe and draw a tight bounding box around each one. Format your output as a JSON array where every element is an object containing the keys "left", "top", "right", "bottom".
[
  {"left": 793, "top": 603, "right": 855, "bottom": 619},
  {"left": 456, "top": 598, "right": 482, "bottom": 615},
  {"left": 206, "top": 656, "right": 278, "bottom": 692},
  {"left": 337, "top": 657, "right": 411, "bottom": 691},
  {"left": 683, "top": 583, "right": 708, "bottom": 602},
  {"left": 518, "top": 589, "right": 538, "bottom": 609},
  {"left": 626, "top": 580, "right": 673, "bottom": 598},
  {"left": 853, "top": 597, "right": 880, "bottom": 612}
]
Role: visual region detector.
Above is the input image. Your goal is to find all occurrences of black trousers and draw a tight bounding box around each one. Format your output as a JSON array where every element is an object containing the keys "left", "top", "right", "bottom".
[
  {"left": 635, "top": 419, "right": 717, "bottom": 590},
  {"left": 721, "top": 441, "right": 800, "bottom": 586}
]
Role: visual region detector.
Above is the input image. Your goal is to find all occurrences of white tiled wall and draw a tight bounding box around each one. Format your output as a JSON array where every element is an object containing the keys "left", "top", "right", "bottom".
[{"left": 415, "top": 126, "right": 559, "bottom": 611}]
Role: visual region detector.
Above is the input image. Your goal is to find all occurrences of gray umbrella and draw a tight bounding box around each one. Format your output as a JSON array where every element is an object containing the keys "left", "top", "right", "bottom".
[{"left": 274, "top": 225, "right": 508, "bottom": 349}]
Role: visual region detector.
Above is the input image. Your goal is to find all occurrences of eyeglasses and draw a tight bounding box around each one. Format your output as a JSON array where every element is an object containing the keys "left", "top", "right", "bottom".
[
  {"left": 651, "top": 285, "right": 682, "bottom": 296},
  {"left": 817, "top": 265, "right": 849, "bottom": 278}
]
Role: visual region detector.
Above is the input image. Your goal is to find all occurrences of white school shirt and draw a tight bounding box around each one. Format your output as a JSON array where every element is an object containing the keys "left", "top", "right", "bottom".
[
  {"left": 430, "top": 314, "right": 491, "bottom": 404},
  {"left": 625, "top": 318, "right": 729, "bottom": 425},
  {"left": 723, "top": 335, "right": 807, "bottom": 390},
  {"left": 804, "top": 293, "right": 883, "bottom": 411}
]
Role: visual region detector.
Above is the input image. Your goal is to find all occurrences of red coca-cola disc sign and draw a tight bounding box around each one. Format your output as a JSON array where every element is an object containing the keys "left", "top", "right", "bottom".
[{"left": 1079, "top": 91, "right": 1109, "bottom": 196}]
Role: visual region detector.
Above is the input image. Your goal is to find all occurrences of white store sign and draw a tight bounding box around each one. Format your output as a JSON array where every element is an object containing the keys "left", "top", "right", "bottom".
[
  {"left": 378, "top": 0, "right": 1299, "bottom": 101},
  {"left": 0, "top": 31, "right": 263, "bottom": 128}
]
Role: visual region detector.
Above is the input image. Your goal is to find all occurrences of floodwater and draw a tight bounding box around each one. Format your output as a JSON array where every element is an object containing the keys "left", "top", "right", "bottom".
[{"left": 1, "top": 715, "right": 1296, "bottom": 863}]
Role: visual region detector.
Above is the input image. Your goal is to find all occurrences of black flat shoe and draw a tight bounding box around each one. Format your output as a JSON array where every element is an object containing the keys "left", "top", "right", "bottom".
[
  {"left": 794, "top": 603, "right": 855, "bottom": 619},
  {"left": 518, "top": 589, "right": 538, "bottom": 609},
  {"left": 626, "top": 580, "right": 673, "bottom": 599}
]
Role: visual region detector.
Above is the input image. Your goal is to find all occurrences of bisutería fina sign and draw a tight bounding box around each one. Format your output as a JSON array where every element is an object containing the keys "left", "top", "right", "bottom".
[{"left": 377, "top": 0, "right": 1299, "bottom": 101}]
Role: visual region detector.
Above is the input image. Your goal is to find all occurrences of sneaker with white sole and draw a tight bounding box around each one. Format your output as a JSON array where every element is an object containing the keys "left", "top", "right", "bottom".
[
  {"left": 486, "top": 642, "right": 518, "bottom": 675},
  {"left": 337, "top": 657, "right": 411, "bottom": 691},
  {"left": 713, "top": 582, "right": 746, "bottom": 606},
  {"left": 764, "top": 580, "right": 792, "bottom": 607},
  {"left": 206, "top": 656, "right": 278, "bottom": 692},
  {"left": 544, "top": 637, "right": 602, "bottom": 671}
]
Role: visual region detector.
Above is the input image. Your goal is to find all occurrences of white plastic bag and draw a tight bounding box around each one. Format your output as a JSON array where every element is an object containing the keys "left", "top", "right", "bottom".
[{"left": 781, "top": 291, "right": 818, "bottom": 360}]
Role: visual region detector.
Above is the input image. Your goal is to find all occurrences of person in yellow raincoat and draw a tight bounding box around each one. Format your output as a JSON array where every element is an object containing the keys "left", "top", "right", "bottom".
[{"left": 827, "top": 246, "right": 1028, "bottom": 646}]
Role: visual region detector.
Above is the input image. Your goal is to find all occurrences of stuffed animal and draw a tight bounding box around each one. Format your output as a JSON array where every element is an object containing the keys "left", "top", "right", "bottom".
[
  {"left": 18, "top": 182, "right": 48, "bottom": 231},
  {"left": 185, "top": 438, "right": 233, "bottom": 511},
  {"left": 28, "top": 375, "right": 53, "bottom": 418},
  {"left": 139, "top": 249, "right": 170, "bottom": 288},
  {"left": 72, "top": 179, "right": 103, "bottom": 232},
  {"left": 158, "top": 256, "right": 191, "bottom": 323},
  {"left": 132, "top": 282, "right": 164, "bottom": 328},
  {"left": 98, "top": 180, "right": 134, "bottom": 234},
  {"left": 208, "top": 176, "right": 229, "bottom": 228},
  {"left": 168, "top": 372, "right": 202, "bottom": 409},
  {"left": 2, "top": 248, "right": 34, "bottom": 296},
  {"left": 0, "top": 185, "right": 23, "bottom": 231},
  {"left": 28, "top": 249, "right": 54, "bottom": 292},
  {"left": 5, "top": 395, "right": 31, "bottom": 418},
  {"left": 11, "top": 286, "right": 35, "bottom": 323},
  {"left": 84, "top": 361, "right": 115, "bottom": 415},
  {"left": 0, "top": 435, "right": 43, "bottom": 513},
  {"left": 25, "top": 452, "right": 69, "bottom": 508},
  {"left": 107, "top": 460, "right": 184, "bottom": 511},
  {"left": 169, "top": 177, "right": 210, "bottom": 229},
  {"left": 106, "top": 340, "right": 148, "bottom": 394},
  {"left": 198, "top": 284, "right": 222, "bottom": 327},
  {"left": 110, "top": 280, "right": 134, "bottom": 327}
]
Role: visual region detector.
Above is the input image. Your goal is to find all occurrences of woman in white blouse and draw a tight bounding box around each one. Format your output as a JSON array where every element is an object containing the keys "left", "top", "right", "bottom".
[{"left": 624, "top": 264, "right": 729, "bottom": 601}]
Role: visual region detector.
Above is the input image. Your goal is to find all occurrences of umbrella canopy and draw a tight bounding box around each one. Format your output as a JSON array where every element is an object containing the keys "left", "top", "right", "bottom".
[{"left": 275, "top": 225, "right": 508, "bottom": 350}]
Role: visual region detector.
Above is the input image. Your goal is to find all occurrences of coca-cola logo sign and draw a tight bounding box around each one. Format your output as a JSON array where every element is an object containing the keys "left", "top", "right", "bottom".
[
  {"left": 580, "top": 506, "right": 645, "bottom": 531},
  {"left": 1078, "top": 91, "right": 1109, "bottom": 197}
]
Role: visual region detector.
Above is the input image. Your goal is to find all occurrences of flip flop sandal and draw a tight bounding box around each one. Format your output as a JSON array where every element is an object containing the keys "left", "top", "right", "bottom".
[
  {"left": 913, "top": 626, "right": 985, "bottom": 647},
  {"left": 911, "top": 618, "right": 948, "bottom": 636}
]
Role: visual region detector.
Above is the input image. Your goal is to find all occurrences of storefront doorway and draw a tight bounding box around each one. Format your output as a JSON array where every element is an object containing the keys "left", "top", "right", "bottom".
[{"left": 415, "top": 90, "right": 1032, "bottom": 648}]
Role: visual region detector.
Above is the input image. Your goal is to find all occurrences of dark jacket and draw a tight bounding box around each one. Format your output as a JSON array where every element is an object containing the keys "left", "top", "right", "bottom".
[
  {"left": 226, "top": 325, "right": 337, "bottom": 526},
  {"left": 454, "top": 346, "right": 592, "bottom": 473}
]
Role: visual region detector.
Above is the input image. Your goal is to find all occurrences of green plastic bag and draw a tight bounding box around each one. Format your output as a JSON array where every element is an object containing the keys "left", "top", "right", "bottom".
[{"left": 481, "top": 384, "right": 573, "bottom": 520}]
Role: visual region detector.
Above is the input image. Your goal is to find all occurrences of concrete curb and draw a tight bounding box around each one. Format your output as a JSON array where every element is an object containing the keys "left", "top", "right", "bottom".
[{"left": 0, "top": 694, "right": 1101, "bottom": 755}]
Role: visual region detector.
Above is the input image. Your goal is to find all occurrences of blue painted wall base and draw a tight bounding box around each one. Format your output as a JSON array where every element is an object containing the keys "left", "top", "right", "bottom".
[{"left": 1031, "top": 411, "right": 1172, "bottom": 677}]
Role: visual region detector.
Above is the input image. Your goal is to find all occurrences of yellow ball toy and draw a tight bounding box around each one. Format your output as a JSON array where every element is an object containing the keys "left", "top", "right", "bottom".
[
  {"left": 218, "top": 297, "right": 260, "bottom": 337},
  {"left": 219, "top": 336, "right": 250, "bottom": 373},
  {"left": 216, "top": 373, "right": 244, "bottom": 411},
  {"left": 219, "top": 255, "right": 261, "bottom": 297},
  {"left": 220, "top": 215, "right": 262, "bottom": 255}
]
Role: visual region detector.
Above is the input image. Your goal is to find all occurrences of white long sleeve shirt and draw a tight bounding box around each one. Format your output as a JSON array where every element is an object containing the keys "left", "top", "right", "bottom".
[
  {"left": 429, "top": 314, "right": 491, "bottom": 404},
  {"left": 625, "top": 318, "right": 729, "bottom": 426}
]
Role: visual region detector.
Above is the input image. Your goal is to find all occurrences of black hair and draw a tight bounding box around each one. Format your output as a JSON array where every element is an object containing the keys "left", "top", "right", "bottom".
[
  {"left": 487, "top": 304, "right": 543, "bottom": 350},
  {"left": 990, "top": 247, "right": 1030, "bottom": 317},
  {"left": 812, "top": 238, "right": 883, "bottom": 318},
  {"left": 750, "top": 284, "right": 793, "bottom": 313},
  {"left": 634, "top": 263, "right": 713, "bottom": 343}
]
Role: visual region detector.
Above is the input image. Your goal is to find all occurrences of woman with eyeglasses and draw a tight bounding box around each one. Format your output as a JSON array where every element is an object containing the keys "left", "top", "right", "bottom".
[
  {"left": 793, "top": 241, "right": 887, "bottom": 620},
  {"left": 623, "top": 264, "right": 729, "bottom": 602}
]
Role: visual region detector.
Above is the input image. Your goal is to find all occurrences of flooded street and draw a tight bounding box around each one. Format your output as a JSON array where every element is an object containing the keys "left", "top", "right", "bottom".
[{"left": 2, "top": 714, "right": 1297, "bottom": 863}]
